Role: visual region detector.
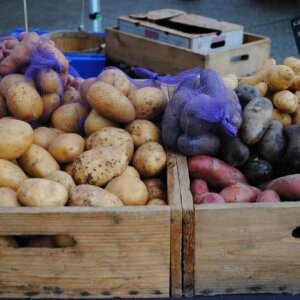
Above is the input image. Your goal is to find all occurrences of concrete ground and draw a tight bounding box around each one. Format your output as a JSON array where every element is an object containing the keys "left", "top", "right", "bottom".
[{"left": 0, "top": 0, "right": 299, "bottom": 63}]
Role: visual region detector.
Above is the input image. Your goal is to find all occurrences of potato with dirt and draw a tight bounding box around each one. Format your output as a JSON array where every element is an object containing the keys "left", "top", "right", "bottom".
[
  {"left": 33, "top": 127, "right": 63, "bottom": 149},
  {"left": 143, "top": 178, "right": 166, "bottom": 201},
  {"left": 45, "top": 170, "right": 75, "bottom": 193}
]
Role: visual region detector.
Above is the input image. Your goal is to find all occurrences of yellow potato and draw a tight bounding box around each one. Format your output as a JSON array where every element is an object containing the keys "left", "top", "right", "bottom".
[
  {"left": 0, "top": 94, "right": 8, "bottom": 118},
  {"left": 37, "top": 69, "right": 63, "bottom": 95},
  {"left": 51, "top": 103, "right": 89, "bottom": 133},
  {"left": 97, "top": 68, "right": 132, "bottom": 96},
  {"left": 72, "top": 147, "right": 128, "bottom": 186},
  {"left": 18, "top": 144, "right": 60, "bottom": 178},
  {"left": 264, "top": 65, "right": 294, "bottom": 91},
  {"left": 0, "top": 118, "right": 33, "bottom": 159},
  {"left": 86, "top": 127, "right": 134, "bottom": 162},
  {"left": 296, "top": 91, "right": 300, "bottom": 103},
  {"left": 41, "top": 93, "right": 60, "bottom": 120},
  {"left": 87, "top": 81, "right": 135, "bottom": 123},
  {"left": 122, "top": 166, "right": 140, "bottom": 178},
  {"left": 0, "top": 159, "right": 28, "bottom": 191},
  {"left": 64, "top": 162, "right": 74, "bottom": 176},
  {"left": 143, "top": 178, "right": 166, "bottom": 201},
  {"left": 46, "top": 170, "right": 76, "bottom": 193},
  {"left": 128, "top": 87, "right": 167, "bottom": 120},
  {"left": 105, "top": 175, "right": 148, "bottom": 206},
  {"left": 283, "top": 56, "right": 300, "bottom": 75},
  {"left": 0, "top": 236, "right": 18, "bottom": 248},
  {"left": 272, "top": 90, "right": 298, "bottom": 113},
  {"left": 33, "top": 127, "right": 63, "bottom": 149},
  {"left": 147, "top": 199, "right": 167, "bottom": 205},
  {"left": 84, "top": 109, "right": 119, "bottom": 136},
  {"left": 6, "top": 82, "right": 43, "bottom": 122},
  {"left": 54, "top": 235, "right": 75, "bottom": 247},
  {"left": 291, "top": 75, "right": 300, "bottom": 91},
  {"left": 26, "top": 236, "right": 56, "bottom": 248},
  {"left": 63, "top": 89, "right": 81, "bottom": 104},
  {"left": 0, "top": 74, "right": 35, "bottom": 97},
  {"left": 18, "top": 178, "right": 68, "bottom": 207},
  {"left": 69, "top": 184, "right": 123, "bottom": 207},
  {"left": 254, "top": 82, "right": 268, "bottom": 97},
  {"left": 125, "top": 119, "right": 161, "bottom": 147},
  {"left": 80, "top": 77, "right": 97, "bottom": 101},
  {"left": 222, "top": 74, "right": 238, "bottom": 90},
  {"left": 0, "top": 187, "right": 21, "bottom": 207},
  {"left": 48, "top": 133, "right": 85, "bottom": 163},
  {"left": 272, "top": 108, "right": 292, "bottom": 127},
  {"left": 133, "top": 142, "right": 167, "bottom": 177}
]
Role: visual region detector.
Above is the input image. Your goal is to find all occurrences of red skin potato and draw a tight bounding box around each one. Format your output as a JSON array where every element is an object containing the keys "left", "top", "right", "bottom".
[
  {"left": 194, "top": 192, "right": 225, "bottom": 205},
  {"left": 188, "top": 155, "right": 247, "bottom": 188},
  {"left": 256, "top": 190, "right": 281, "bottom": 203},
  {"left": 190, "top": 179, "right": 209, "bottom": 196},
  {"left": 266, "top": 174, "right": 300, "bottom": 200},
  {"left": 220, "top": 183, "right": 261, "bottom": 203}
]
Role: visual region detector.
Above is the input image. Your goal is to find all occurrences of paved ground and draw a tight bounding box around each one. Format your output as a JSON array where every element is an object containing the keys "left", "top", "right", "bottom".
[{"left": 0, "top": 0, "right": 299, "bottom": 63}]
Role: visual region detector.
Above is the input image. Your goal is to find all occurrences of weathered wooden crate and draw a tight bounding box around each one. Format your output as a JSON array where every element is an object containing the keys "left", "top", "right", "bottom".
[
  {"left": 0, "top": 152, "right": 182, "bottom": 299},
  {"left": 106, "top": 28, "right": 271, "bottom": 76},
  {"left": 176, "top": 153, "right": 300, "bottom": 297}
]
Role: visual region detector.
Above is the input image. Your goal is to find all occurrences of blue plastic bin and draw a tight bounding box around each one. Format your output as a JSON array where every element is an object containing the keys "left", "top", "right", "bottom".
[{"left": 11, "top": 29, "right": 106, "bottom": 78}]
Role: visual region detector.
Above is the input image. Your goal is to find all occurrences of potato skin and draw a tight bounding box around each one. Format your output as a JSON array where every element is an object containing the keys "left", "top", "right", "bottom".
[
  {"left": 0, "top": 118, "right": 33, "bottom": 159},
  {"left": 0, "top": 94, "right": 8, "bottom": 117},
  {"left": 264, "top": 65, "right": 294, "bottom": 91},
  {"left": 87, "top": 81, "right": 135, "bottom": 123},
  {"left": 284, "top": 125, "right": 300, "bottom": 169},
  {"left": 147, "top": 199, "right": 167, "bottom": 205},
  {"left": 6, "top": 82, "right": 43, "bottom": 122},
  {"left": 69, "top": 184, "right": 123, "bottom": 207},
  {"left": 80, "top": 77, "right": 97, "bottom": 101},
  {"left": 0, "top": 187, "right": 20, "bottom": 207},
  {"left": 220, "top": 183, "right": 261, "bottom": 203},
  {"left": 222, "top": 137, "right": 249, "bottom": 166},
  {"left": 48, "top": 133, "right": 85, "bottom": 163},
  {"left": 128, "top": 87, "right": 166, "bottom": 120},
  {"left": 41, "top": 93, "right": 60, "bottom": 120},
  {"left": 125, "top": 119, "right": 161, "bottom": 148},
  {"left": 143, "top": 178, "right": 166, "bottom": 201},
  {"left": 256, "top": 190, "right": 280, "bottom": 203},
  {"left": 86, "top": 127, "right": 134, "bottom": 162},
  {"left": 17, "top": 178, "right": 68, "bottom": 207},
  {"left": 272, "top": 108, "right": 292, "bottom": 127},
  {"left": 133, "top": 142, "right": 167, "bottom": 177},
  {"left": 18, "top": 144, "right": 60, "bottom": 178},
  {"left": 46, "top": 170, "right": 75, "bottom": 193},
  {"left": 122, "top": 166, "right": 140, "bottom": 178},
  {"left": 37, "top": 69, "right": 63, "bottom": 95},
  {"left": 105, "top": 175, "right": 148, "bottom": 206},
  {"left": 33, "top": 127, "right": 63, "bottom": 149},
  {"left": 272, "top": 90, "right": 298, "bottom": 113},
  {"left": 234, "top": 85, "right": 260, "bottom": 108},
  {"left": 0, "top": 74, "right": 35, "bottom": 97},
  {"left": 72, "top": 147, "right": 128, "bottom": 186},
  {"left": 0, "top": 159, "right": 28, "bottom": 190}
]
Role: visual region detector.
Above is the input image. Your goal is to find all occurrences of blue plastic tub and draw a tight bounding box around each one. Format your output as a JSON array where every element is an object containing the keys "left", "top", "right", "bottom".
[{"left": 11, "top": 28, "right": 106, "bottom": 78}]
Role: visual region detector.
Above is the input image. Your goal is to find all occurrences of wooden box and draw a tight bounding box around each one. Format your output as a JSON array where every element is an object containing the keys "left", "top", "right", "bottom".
[
  {"left": 176, "top": 154, "right": 300, "bottom": 297},
  {"left": 106, "top": 28, "right": 271, "bottom": 76},
  {"left": 0, "top": 152, "right": 182, "bottom": 298}
]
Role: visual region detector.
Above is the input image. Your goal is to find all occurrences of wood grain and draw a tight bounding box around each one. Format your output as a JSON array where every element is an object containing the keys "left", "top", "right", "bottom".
[
  {"left": 176, "top": 154, "right": 194, "bottom": 297},
  {"left": 195, "top": 202, "right": 300, "bottom": 296}
]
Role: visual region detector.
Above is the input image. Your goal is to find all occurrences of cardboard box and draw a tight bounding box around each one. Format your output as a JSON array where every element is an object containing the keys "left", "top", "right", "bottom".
[{"left": 118, "top": 9, "right": 244, "bottom": 54}]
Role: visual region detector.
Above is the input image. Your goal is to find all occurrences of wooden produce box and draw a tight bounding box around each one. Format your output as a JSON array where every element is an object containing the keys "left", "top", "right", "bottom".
[
  {"left": 176, "top": 154, "right": 300, "bottom": 297},
  {"left": 0, "top": 152, "right": 182, "bottom": 299},
  {"left": 106, "top": 28, "right": 271, "bottom": 77}
]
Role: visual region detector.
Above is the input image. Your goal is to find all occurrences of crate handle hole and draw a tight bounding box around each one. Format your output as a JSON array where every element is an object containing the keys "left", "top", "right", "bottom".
[
  {"left": 0, "top": 235, "right": 76, "bottom": 248},
  {"left": 292, "top": 227, "right": 300, "bottom": 239},
  {"left": 230, "top": 54, "right": 249, "bottom": 63},
  {"left": 210, "top": 40, "right": 225, "bottom": 49}
]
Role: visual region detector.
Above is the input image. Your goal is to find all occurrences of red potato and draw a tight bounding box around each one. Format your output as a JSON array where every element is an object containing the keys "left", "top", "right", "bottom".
[
  {"left": 266, "top": 174, "right": 300, "bottom": 200},
  {"left": 256, "top": 190, "right": 281, "bottom": 203},
  {"left": 220, "top": 183, "right": 261, "bottom": 203},
  {"left": 194, "top": 192, "right": 225, "bottom": 205},
  {"left": 190, "top": 179, "right": 209, "bottom": 196},
  {"left": 188, "top": 155, "right": 247, "bottom": 188}
]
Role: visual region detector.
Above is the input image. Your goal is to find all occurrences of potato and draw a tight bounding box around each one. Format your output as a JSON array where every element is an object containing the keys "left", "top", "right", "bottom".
[
  {"left": 272, "top": 90, "right": 298, "bottom": 113},
  {"left": 105, "top": 175, "right": 148, "bottom": 205},
  {"left": 26, "top": 236, "right": 56, "bottom": 248},
  {"left": 0, "top": 118, "right": 33, "bottom": 159},
  {"left": 33, "top": 127, "right": 63, "bottom": 149},
  {"left": 63, "top": 88, "right": 81, "bottom": 104},
  {"left": 37, "top": 69, "right": 63, "bottom": 95},
  {"left": 48, "top": 133, "right": 85, "bottom": 163},
  {"left": 51, "top": 103, "right": 89, "bottom": 133},
  {"left": 143, "top": 178, "right": 166, "bottom": 200},
  {"left": 86, "top": 127, "right": 134, "bottom": 162},
  {"left": 18, "top": 144, "right": 60, "bottom": 178},
  {"left": 46, "top": 170, "right": 75, "bottom": 193},
  {"left": 64, "top": 162, "right": 74, "bottom": 176},
  {"left": 87, "top": 81, "right": 135, "bottom": 123},
  {"left": 222, "top": 74, "right": 238, "bottom": 90},
  {"left": 122, "top": 166, "right": 140, "bottom": 178},
  {"left": 6, "top": 82, "right": 43, "bottom": 122},
  {"left": 0, "top": 187, "right": 20, "bottom": 207},
  {"left": 69, "top": 184, "right": 123, "bottom": 207},
  {"left": 254, "top": 82, "right": 268, "bottom": 97},
  {"left": 220, "top": 183, "right": 261, "bottom": 203},
  {"left": 293, "top": 106, "right": 300, "bottom": 125},
  {"left": 264, "top": 65, "right": 294, "bottom": 91},
  {"left": 18, "top": 178, "right": 68, "bottom": 207},
  {"left": 0, "top": 94, "right": 8, "bottom": 117},
  {"left": 54, "top": 235, "right": 75, "bottom": 247},
  {"left": 0, "top": 236, "right": 18, "bottom": 248},
  {"left": 0, "top": 159, "right": 27, "bottom": 190},
  {"left": 41, "top": 93, "right": 60, "bottom": 120},
  {"left": 256, "top": 190, "right": 280, "bottom": 203},
  {"left": 147, "top": 199, "right": 167, "bottom": 205},
  {"left": 234, "top": 85, "right": 260, "bottom": 108},
  {"left": 296, "top": 91, "right": 300, "bottom": 103},
  {"left": 222, "top": 137, "right": 249, "bottom": 167},
  {"left": 125, "top": 119, "right": 161, "bottom": 148},
  {"left": 80, "top": 77, "right": 97, "bottom": 101},
  {"left": 128, "top": 87, "right": 166, "bottom": 119},
  {"left": 272, "top": 108, "right": 292, "bottom": 127},
  {"left": 283, "top": 56, "right": 300, "bottom": 75},
  {"left": 72, "top": 147, "right": 128, "bottom": 186},
  {"left": 194, "top": 192, "right": 225, "bottom": 205},
  {"left": 84, "top": 109, "right": 119, "bottom": 136},
  {"left": 97, "top": 68, "right": 132, "bottom": 96},
  {"left": 133, "top": 142, "right": 167, "bottom": 177}
]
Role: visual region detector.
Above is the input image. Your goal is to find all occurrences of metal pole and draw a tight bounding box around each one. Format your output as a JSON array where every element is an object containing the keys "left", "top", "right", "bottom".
[
  {"left": 23, "top": 0, "right": 28, "bottom": 32},
  {"left": 89, "top": 0, "right": 102, "bottom": 32}
]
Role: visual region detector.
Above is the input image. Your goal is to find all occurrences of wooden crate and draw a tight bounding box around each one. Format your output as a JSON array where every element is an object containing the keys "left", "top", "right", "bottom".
[
  {"left": 0, "top": 152, "right": 182, "bottom": 299},
  {"left": 176, "top": 153, "right": 300, "bottom": 297},
  {"left": 106, "top": 28, "right": 271, "bottom": 76}
]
